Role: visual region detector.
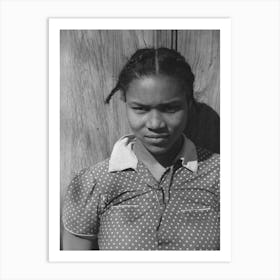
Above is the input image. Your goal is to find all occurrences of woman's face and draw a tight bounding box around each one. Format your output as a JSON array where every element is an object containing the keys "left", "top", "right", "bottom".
[{"left": 125, "top": 75, "right": 189, "bottom": 156}]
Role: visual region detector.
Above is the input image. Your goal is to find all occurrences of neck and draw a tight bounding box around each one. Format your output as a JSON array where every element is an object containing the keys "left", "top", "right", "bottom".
[{"left": 153, "top": 135, "right": 184, "bottom": 168}]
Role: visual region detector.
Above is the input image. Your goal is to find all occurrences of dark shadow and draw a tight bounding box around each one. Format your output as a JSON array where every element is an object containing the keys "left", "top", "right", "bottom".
[{"left": 184, "top": 101, "right": 220, "bottom": 154}]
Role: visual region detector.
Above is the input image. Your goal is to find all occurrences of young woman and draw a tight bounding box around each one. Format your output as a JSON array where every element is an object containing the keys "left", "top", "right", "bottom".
[{"left": 62, "top": 47, "right": 220, "bottom": 250}]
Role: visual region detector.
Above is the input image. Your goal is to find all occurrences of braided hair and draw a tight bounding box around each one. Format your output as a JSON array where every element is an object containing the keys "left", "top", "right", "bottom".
[{"left": 105, "top": 47, "right": 195, "bottom": 104}]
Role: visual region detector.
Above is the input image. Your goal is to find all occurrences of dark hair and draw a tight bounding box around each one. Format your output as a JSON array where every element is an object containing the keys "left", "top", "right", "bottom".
[{"left": 105, "top": 47, "right": 195, "bottom": 104}]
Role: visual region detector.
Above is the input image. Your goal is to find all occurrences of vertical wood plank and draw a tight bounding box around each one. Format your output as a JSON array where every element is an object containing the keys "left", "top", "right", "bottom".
[
  {"left": 177, "top": 30, "right": 220, "bottom": 114},
  {"left": 155, "top": 30, "right": 173, "bottom": 49}
]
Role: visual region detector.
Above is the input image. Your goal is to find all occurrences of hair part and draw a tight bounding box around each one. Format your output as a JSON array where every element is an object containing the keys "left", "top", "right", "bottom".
[{"left": 105, "top": 47, "right": 195, "bottom": 104}]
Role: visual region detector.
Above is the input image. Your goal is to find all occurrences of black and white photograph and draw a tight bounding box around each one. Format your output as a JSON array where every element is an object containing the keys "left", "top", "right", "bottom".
[
  {"left": 48, "top": 18, "right": 231, "bottom": 262},
  {"left": 60, "top": 28, "right": 221, "bottom": 251}
]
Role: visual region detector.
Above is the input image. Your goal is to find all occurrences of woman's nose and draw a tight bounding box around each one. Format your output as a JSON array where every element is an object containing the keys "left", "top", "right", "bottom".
[{"left": 146, "top": 110, "right": 165, "bottom": 130}]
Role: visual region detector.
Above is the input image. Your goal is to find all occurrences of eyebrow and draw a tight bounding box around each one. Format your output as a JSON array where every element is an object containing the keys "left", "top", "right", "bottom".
[{"left": 128, "top": 99, "right": 182, "bottom": 106}]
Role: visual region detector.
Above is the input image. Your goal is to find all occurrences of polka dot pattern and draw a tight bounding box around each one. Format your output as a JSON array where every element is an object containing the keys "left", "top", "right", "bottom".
[{"left": 62, "top": 146, "right": 220, "bottom": 250}]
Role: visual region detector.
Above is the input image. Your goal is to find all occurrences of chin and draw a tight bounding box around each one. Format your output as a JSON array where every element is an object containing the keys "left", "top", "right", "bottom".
[{"left": 144, "top": 144, "right": 170, "bottom": 155}]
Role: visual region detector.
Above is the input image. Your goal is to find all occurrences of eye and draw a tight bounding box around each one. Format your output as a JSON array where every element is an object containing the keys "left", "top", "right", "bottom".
[
  {"left": 131, "top": 106, "right": 149, "bottom": 113},
  {"left": 162, "top": 105, "right": 181, "bottom": 113}
]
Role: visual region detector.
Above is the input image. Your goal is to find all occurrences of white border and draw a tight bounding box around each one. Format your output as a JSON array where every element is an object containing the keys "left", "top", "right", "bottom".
[{"left": 49, "top": 18, "right": 231, "bottom": 262}]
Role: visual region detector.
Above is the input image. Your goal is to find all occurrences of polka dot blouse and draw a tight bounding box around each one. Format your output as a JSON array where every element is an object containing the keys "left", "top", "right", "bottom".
[{"left": 62, "top": 135, "right": 220, "bottom": 250}]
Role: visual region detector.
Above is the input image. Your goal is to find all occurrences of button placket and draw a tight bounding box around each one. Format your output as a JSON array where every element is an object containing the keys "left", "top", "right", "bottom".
[
  {"left": 155, "top": 166, "right": 177, "bottom": 233},
  {"left": 159, "top": 165, "right": 175, "bottom": 205}
]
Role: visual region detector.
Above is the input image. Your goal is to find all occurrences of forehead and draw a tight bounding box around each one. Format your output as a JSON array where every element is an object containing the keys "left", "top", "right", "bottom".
[{"left": 126, "top": 75, "right": 185, "bottom": 104}]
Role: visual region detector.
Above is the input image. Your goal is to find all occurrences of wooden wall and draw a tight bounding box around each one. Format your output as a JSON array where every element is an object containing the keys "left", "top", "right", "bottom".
[
  {"left": 178, "top": 30, "right": 220, "bottom": 114},
  {"left": 60, "top": 29, "right": 220, "bottom": 218}
]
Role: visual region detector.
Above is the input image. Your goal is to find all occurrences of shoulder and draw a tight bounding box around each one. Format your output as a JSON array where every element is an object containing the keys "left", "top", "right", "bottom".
[
  {"left": 70, "top": 158, "right": 110, "bottom": 183},
  {"left": 194, "top": 146, "right": 220, "bottom": 197},
  {"left": 196, "top": 146, "right": 220, "bottom": 177},
  {"left": 88, "top": 158, "right": 110, "bottom": 177},
  {"left": 196, "top": 146, "right": 219, "bottom": 165},
  {"left": 88, "top": 158, "right": 120, "bottom": 188},
  {"left": 71, "top": 158, "right": 129, "bottom": 193},
  {"left": 63, "top": 159, "right": 109, "bottom": 200}
]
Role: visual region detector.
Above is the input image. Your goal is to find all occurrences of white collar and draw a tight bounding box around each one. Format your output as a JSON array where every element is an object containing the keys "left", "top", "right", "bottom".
[{"left": 108, "top": 134, "right": 198, "bottom": 173}]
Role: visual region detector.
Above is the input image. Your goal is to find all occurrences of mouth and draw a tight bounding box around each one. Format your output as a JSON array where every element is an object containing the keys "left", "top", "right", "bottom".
[
  {"left": 145, "top": 134, "right": 169, "bottom": 139},
  {"left": 144, "top": 134, "right": 169, "bottom": 144}
]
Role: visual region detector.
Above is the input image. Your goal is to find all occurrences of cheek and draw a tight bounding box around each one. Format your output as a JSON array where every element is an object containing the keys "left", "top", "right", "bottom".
[
  {"left": 126, "top": 109, "right": 144, "bottom": 131},
  {"left": 167, "top": 111, "right": 188, "bottom": 130}
]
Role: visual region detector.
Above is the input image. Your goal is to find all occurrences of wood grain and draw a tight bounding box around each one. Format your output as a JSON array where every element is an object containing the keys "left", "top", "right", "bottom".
[
  {"left": 177, "top": 30, "right": 220, "bottom": 114},
  {"left": 60, "top": 30, "right": 173, "bottom": 194}
]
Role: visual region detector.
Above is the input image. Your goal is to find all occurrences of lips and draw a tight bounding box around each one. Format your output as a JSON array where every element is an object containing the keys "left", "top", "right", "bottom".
[
  {"left": 144, "top": 134, "right": 169, "bottom": 144},
  {"left": 145, "top": 134, "right": 169, "bottom": 139}
]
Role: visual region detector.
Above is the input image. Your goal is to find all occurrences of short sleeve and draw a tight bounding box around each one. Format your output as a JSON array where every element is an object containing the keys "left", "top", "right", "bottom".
[{"left": 62, "top": 168, "right": 99, "bottom": 239}]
